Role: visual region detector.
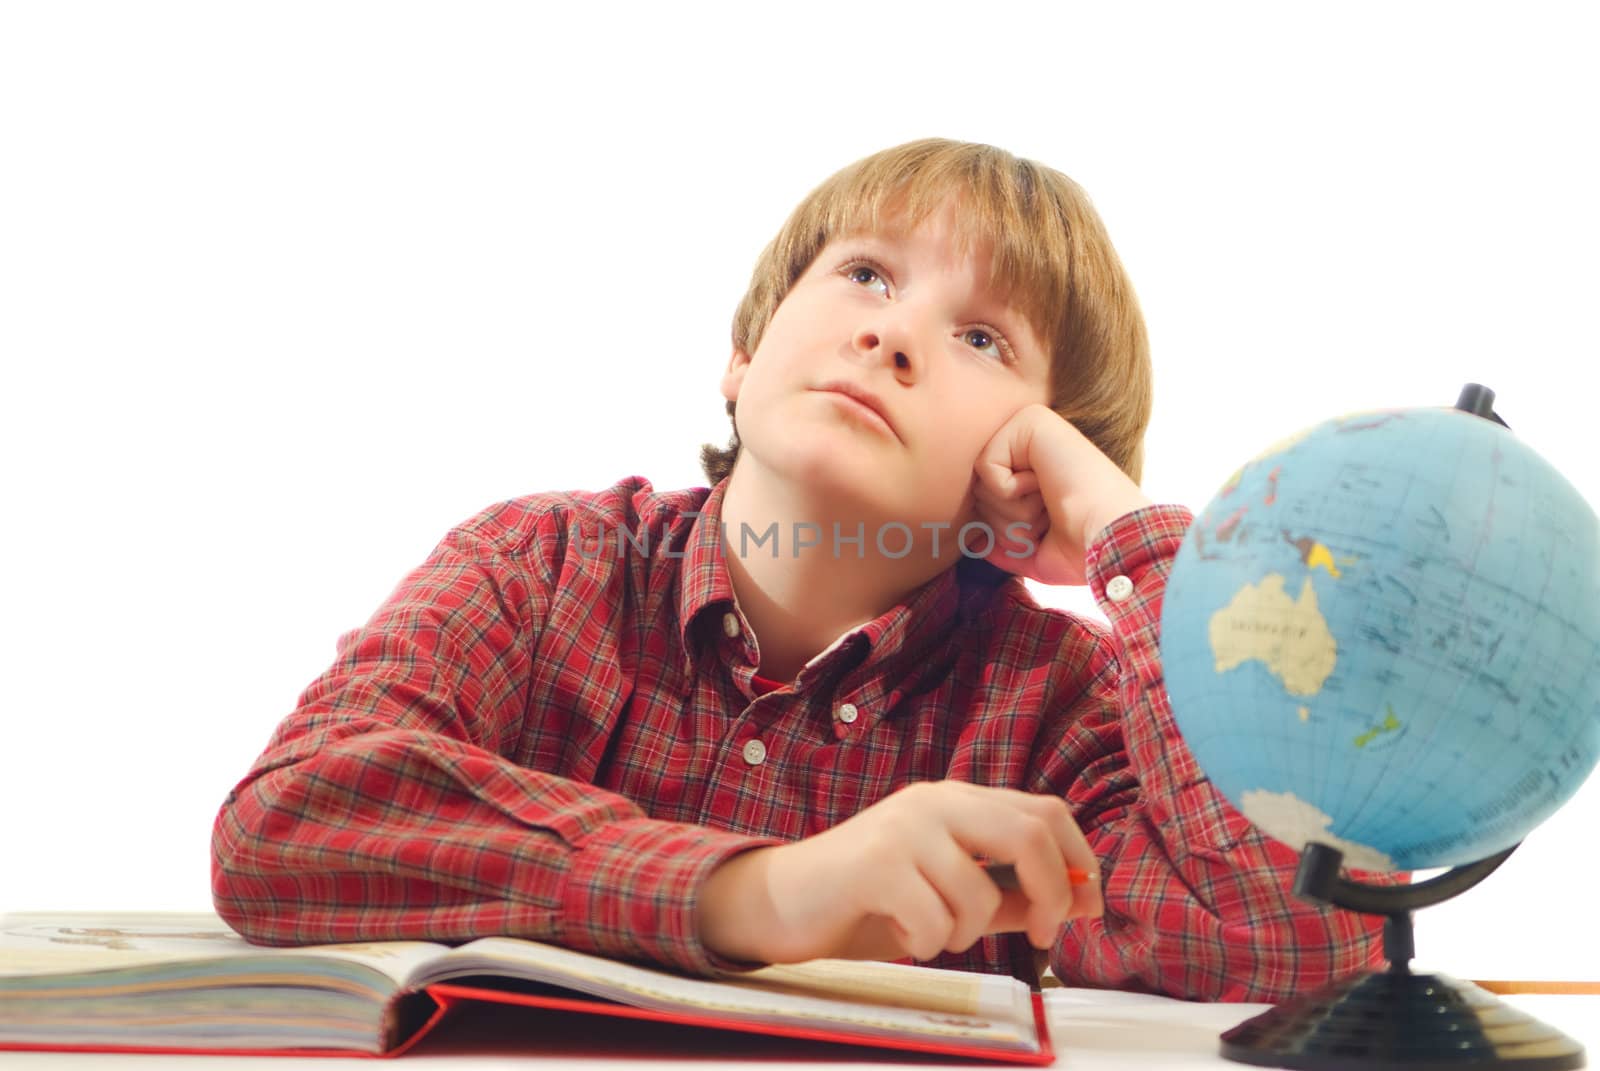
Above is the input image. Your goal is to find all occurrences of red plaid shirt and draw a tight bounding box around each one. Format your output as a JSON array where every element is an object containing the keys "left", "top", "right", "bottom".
[{"left": 211, "top": 476, "right": 1384, "bottom": 1000}]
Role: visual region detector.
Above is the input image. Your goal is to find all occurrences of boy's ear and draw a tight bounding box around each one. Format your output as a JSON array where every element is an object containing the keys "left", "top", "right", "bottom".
[{"left": 719, "top": 348, "right": 752, "bottom": 403}]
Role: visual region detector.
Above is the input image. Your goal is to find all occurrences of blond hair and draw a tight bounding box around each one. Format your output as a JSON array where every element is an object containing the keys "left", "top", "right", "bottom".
[{"left": 701, "top": 138, "right": 1151, "bottom": 484}]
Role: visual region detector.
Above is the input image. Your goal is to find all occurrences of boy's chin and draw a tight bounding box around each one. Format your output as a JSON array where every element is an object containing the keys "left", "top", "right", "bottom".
[
  {"left": 760, "top": 449, "right": 904, "bottom": 504},
  {"left": 756, "top": 455, "right": 962, "bottom": 525}
]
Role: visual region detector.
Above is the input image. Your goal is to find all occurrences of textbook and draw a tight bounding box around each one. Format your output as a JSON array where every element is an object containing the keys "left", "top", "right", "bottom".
[{"left": 0, "top": 912, "right": 1053, "bottom": 1063}]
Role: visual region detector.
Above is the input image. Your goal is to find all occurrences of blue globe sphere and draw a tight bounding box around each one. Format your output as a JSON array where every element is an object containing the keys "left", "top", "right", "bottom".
[{"left": 1160, "top": 407, "right": 1600, "bottom": 870}]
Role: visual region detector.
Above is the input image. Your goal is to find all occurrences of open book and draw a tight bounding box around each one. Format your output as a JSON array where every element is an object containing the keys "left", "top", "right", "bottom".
[{"left": 0, "top": 912, "right": 1052, "bottom": 1063}]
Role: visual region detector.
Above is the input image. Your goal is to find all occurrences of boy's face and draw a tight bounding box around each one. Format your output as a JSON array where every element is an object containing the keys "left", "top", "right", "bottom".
[{"left": 721, "top": 201, "right": 1052, "bottom": 537}]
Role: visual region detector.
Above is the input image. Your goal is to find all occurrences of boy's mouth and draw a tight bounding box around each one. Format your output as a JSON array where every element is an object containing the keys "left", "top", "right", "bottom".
[{"left": 812, "top": 381, "right": 898, "bottom": 439}]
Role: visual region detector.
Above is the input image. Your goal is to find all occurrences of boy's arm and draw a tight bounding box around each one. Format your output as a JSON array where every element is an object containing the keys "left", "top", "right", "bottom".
[
  {"left": 210, "top": 505, "right": 772, "bottom": 974},
  {"left": 1045, "top": 509, "right": 1389, "bottom": 1001},
  {"left": 974, "top": 406, "right": 1388, "bottom": 1001}
]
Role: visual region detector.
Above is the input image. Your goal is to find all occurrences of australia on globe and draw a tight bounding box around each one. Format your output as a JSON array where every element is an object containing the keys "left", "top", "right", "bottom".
[{"left": 1160, "top": 406, "right": 1600, "bottom": 871}]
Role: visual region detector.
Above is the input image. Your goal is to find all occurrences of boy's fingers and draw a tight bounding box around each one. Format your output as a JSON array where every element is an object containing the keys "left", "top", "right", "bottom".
[
  {"left": 1018, "top": 795, "right": 1105, "bottom": 922},
  {"left": 1006, "top": 789, "right": 1098, "bottom": 881},
  {"left": 873, "top": 868, "right": 956, "bottom": 963},
  {"left": 912, "top": 843, "right": 1003, "bottom": 954},
  {"left": 936, "top": 786, "right": 1103, "bottom": 934},
  {"left": 1044, "top": 793, "right": 1105, "bottom": 909},
  {"left": 973, "top": 490, "right": 1045, "bottom": 527},
  {"left": 1072, "top": 871, "right": 1105, "bottom": 921},
  {"left": 1002, "top": 825, "right": 1075, "bottom": 944},
  {"left": 980, "top": 873, "right": 1066, "bottom": 948},
  {"left": 975, "top": 465, "right": 1040, "bottom": 499},
  {"left": 970, "top": 490, "right": 1048, "bottom": 553},
  {"left": 837, "top": 915, "right": 916, "bottom": 962},
  {"left": 988, "top": 889, "right": 1036, "bottom": 934}
]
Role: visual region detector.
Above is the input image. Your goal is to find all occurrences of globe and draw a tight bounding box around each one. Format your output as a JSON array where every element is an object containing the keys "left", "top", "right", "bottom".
[{"left": 1160, "top": 405, "right": 1600, "bottom": 872}]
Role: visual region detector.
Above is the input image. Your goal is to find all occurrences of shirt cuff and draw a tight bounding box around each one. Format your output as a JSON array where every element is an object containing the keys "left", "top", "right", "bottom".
[
  {"left": 561, "top": 817, "right": 780, "bottom": 975},
  {"left": 1086, "top": 506, "right": 1193, "bottom": 604}
]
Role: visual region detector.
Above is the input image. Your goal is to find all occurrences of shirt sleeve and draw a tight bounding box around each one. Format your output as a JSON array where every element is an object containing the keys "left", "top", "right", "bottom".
[
  {"left": 210, "top": 517, "right": 772, "bottom": 975},
  {"left": 1041, "top": 505, "right": 1399, "bottom": 1001}
]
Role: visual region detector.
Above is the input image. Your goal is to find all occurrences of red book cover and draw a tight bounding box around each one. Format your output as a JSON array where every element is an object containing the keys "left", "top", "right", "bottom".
[{"left": 0, "top": 912, "right": 1054, "bottom": 1064}]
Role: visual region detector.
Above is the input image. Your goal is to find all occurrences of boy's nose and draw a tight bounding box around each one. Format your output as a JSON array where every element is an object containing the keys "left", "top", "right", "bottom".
[{"left": 851, "top": 326, "right": 916, "bottom": 375}]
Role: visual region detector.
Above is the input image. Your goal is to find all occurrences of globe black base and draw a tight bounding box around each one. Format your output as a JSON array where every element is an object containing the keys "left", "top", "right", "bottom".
[
  {"left": 1220, "top": 969, "right": 1585, "bottom": 1071},
  {"left": 1219, "top": 843, "right": 1585, "bottom": 1070}
]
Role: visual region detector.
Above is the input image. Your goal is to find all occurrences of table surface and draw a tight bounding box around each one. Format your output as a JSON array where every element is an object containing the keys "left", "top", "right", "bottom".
[{"left": 3, "top": 987, "right": 1594, "bottom": 1070}]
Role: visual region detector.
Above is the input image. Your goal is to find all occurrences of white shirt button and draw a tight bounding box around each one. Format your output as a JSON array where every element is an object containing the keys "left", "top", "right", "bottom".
[
  {"left": 742, "top": 739, "right": 767, "bottom": 766},
  {"left": 1106, "top": 575, "right": 1135, "bottom": 602},
  {"left": 837, "top": 703, "right": 859, "bottom": 724},
  {"left": 722, "top": 612, "right": 741, "bottom": 638}
]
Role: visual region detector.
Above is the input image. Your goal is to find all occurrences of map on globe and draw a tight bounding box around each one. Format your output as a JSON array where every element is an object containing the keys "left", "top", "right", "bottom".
[{"left": 1160, "top": 407, "right": 1600, "bottom": 871}]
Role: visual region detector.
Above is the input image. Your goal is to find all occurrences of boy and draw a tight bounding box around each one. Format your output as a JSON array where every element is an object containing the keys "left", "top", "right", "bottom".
[{"left": 212, "top": 138, "right": 1383, "bottom": 1000}]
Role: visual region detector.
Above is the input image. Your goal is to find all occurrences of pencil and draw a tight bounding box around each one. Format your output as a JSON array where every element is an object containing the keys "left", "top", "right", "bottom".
[
  {"left": 1472, "top": 980, "right": 1600, "bottom": 995},
  {"left": 984, "top": 862, "right": 1097, "bottom": 890}
]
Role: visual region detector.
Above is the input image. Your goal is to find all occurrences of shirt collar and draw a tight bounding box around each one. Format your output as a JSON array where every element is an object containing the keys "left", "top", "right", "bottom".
[{"left": 675, "top": 478, "right": 739, "bottom": 662}]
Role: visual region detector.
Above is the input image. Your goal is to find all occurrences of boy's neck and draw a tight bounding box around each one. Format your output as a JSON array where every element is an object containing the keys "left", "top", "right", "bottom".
[{"left": 716, "top": 468, "right": 957, "bottom": 684}]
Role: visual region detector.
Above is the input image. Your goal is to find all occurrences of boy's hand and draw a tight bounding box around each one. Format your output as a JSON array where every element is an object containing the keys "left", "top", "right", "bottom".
[
  {"left": 696, "top": 781, "right": 1102, "bottom": 965},
  {"left": 971, "top": 404, "right": 1153, "bottom": 585}
]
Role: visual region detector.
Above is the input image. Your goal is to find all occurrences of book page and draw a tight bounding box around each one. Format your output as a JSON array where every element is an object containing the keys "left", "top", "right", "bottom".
[
  {"left": 732, "top": 958, "right": 1020, "bottom": 1019},
  {"left": 0, "top": 912, "right": 444, "bottom": 988},
  {"left": 418, "top": 937, "right": 1038, "bottom": 1052}
]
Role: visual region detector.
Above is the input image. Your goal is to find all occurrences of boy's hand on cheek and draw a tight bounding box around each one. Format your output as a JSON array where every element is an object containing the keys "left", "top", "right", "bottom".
[
  {"left": 695, "top": 781, "right": 1102, "bottom": 966},
  {"left": 972, "top": 404, "right": 1153, "bottom": 586}
]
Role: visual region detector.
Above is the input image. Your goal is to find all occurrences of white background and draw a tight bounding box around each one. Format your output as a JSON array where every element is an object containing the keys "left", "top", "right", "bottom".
[{"left": 2, "top": 3, "right": 1596, "bottom": 982}]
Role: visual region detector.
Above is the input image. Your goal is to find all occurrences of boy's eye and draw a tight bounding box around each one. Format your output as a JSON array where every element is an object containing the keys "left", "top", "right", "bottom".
[
  {"left": 963, "top": 328, "right": 1005, "bottom": 361},
  {"left": 843, "top": 262, "right": 889, "bottom": 296}
]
